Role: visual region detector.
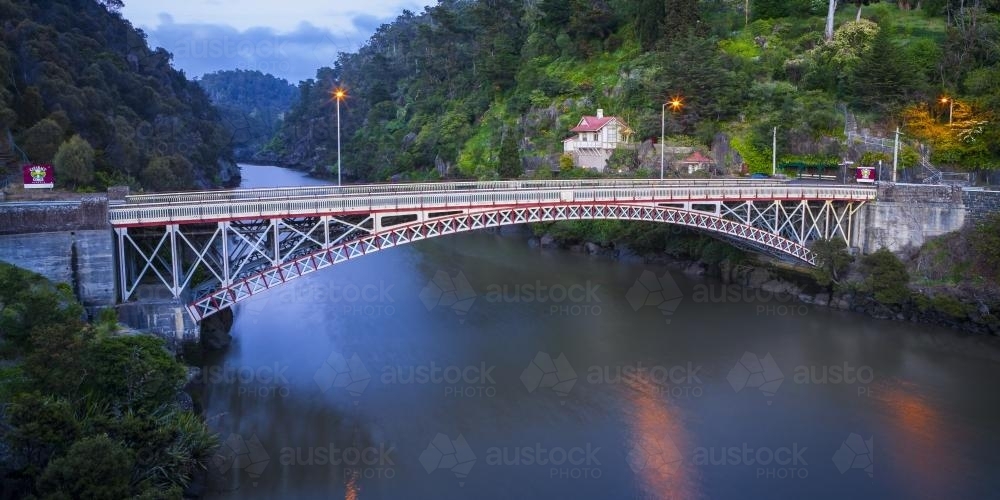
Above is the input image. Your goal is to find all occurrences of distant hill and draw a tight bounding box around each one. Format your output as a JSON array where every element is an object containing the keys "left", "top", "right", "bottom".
[
  {"left": 271, "top": 1, "right": 1000, "bottom": 181},
  {"left": 197, "top": 69, "right": 297, "bottom": 162},
  {"left": 0, "top": 0, "right": 239, "bottom": 191}
]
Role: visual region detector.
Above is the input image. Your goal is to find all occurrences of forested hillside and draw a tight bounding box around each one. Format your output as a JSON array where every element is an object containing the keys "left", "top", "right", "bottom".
[
  {"left": 197, "top": 69, "right": 297, "bottom": 163},
  {"left": 271, "top": 0, "right": 1000, "bottom": 182},
  {"left": 0, "top": 0, "right": 238, "bottom": 191}
]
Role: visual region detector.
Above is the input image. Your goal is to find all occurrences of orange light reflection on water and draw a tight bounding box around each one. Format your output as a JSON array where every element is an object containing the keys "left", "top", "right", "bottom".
[
  {"left": 875, "top": 379, "right": 951, "bottom": 496},
  {"left": 622, "top": 373, "right": 701, "bottom": 500}
]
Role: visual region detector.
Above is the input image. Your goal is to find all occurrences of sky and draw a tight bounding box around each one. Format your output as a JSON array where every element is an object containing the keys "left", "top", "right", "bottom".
[{"left": 121, "top": 0, "right": 433, "bottom": 84}]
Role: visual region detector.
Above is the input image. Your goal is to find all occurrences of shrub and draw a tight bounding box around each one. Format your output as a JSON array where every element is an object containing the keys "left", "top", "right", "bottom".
[
  {"left": 53, "top": 134, "right": 95, "bottom": 188},
  {"left": 861, "top": 248, "right": 911, "bottom": 304}
]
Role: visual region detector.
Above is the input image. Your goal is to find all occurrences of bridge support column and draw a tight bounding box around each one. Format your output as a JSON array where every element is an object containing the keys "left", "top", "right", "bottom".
[{"left": 115, "top": 294, "right": 200, "bottom": 342}]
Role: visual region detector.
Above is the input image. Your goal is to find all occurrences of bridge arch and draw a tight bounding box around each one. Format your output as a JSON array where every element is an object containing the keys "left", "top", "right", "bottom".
[{"left": 186, "top": 203, "right": 815, "bottom": 321}]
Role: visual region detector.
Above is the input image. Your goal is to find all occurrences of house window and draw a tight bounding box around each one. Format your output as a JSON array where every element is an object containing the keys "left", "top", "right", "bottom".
[{"left": 607, "top": 126, "right": 618, "bottom": 144}]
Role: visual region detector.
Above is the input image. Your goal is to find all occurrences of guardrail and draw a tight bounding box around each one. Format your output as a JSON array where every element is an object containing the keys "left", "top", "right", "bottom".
[
  {"left": 122, "top": 179, "right": 794, "bottom": 206},
  {"left": 109, "top": 185, "right": 877, "bottom": 226}
]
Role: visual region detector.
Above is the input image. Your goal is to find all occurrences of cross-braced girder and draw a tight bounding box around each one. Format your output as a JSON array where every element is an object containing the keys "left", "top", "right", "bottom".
[
  {"left": 155, "top": 201, "right": 866, "bottom": 321},
  {"left": 111, "top": 181, "right": 873, "bottom": 322}
]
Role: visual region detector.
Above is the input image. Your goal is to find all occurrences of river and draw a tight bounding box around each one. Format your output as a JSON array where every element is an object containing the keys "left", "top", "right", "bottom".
[{"left": 199, "top": 164, "right": 1000, "bottom": 499}]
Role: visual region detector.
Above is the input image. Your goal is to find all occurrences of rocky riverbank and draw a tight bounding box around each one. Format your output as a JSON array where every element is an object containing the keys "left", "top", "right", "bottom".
[{"left": 527, "top": 228, "right": 1000, "bottom": 336}]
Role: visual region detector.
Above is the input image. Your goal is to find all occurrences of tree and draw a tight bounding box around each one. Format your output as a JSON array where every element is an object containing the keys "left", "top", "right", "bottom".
[
  {"left": 53, "top": 135, "right": 95, "bottom": 188},
  {"left": 24, "top": 322, "right": 91, "bottom": 396},
  {"left": 848, "top": 25, "right": 921, "bottom": 112},
  {"left": 36, "top": 435, "right": 133, "bottom": 500},
  {"left": 662, "top": 0, "right": 703, "bottom": 45},
  {"left": 81, "top": 335, "right": 186, "bottom": 414},
  {"left": 852, "top": 0, "right": 881, "bottom": 20},
  {"left": 141, "top": 154, "right": 193, "bottom": 191},
  {"left": 970, "top": 213, "right": 1000, "bottom": 279},
  {"left": 559, "top": 153, "right": 575, "bottom": 172},
  {"left": 7, "top": 393, "right": 80, "bottom": 478},
  {"left": 811, "top": 238, "right": 853, "bottom": 286},
  {"left": 98, "top": 0, "right": 125, "bottom": 12},
  {"left": 825, "top": 0, "right": 837, "bottom": 41},
  {"left": 19, "top": 118, "right": 64, "bottom": 163},
  {"left": 0, "top": 264, "right": 85, "bottom": 355},
  {"left": 497, "top": 128, "right": 523, "bottom": 178},
  {"left": 862, "top": 248, "right": 911, "bottom": 304}
]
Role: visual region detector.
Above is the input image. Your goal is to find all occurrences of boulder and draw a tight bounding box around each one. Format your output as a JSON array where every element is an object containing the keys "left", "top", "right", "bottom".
[
  {"left": 540, "top": 234, "right": 557, "bottom": 248},
  {"left": 200, "top": 308, "right": 233, "bottom": 350},
  {"left": 746, "top": 268, "right": 772, "bottom": 288}
]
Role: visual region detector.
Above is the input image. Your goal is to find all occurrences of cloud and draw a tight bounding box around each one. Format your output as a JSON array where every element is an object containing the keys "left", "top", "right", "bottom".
[{"left": 141, "top": 17, "right": 370, "bottom": 83}]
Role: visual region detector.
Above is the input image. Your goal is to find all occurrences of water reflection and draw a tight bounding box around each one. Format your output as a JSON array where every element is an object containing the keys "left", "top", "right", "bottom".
[
  {"left": 195, "top": 164, "right": 1000, "bottom": 499},
  {"left": 624, "top": 384, "right": 700, "bottom": 500}
]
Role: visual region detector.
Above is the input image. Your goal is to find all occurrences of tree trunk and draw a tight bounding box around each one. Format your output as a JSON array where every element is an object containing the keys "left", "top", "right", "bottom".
[
  {"left": 825, "top": 0, "right": 837, "bottom": 41},
  {"left": 856, "top": 5, "right": 863, "bottom": 21}
]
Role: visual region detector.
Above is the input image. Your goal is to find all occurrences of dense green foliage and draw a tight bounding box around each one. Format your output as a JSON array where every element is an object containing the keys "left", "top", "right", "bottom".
[
  {"left": 0, "top": 0, "right": 237, "bottom": 190},
  {"left": 915, "top": 212, "right": 1000, "bottom": 286},
  {"left": 811, "top": 237, "right": 853, "bottom": 286},
  {"left": 969, "top": 213, "right": 1000, "bottom": 279},
  {"left": 197, "top": 70, "right": 297, "bottom": 161},
  {"left": 861, "top": 248, "right": 911, "bottom": 304},
  {"left": 269, "top": 0, "right": 1000, "bottom": 180},
  {"left": 53, "top": 134, "right": 95, "bottom": 188},
  {"left": 0, "top": 263, "right": 216, "bottom": 498}
]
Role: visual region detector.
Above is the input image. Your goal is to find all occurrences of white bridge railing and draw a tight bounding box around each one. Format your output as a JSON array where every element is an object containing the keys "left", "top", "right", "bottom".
[
  {"left": 109, "top": 182, "right": 876, "bottom": 226},
  {"left": 120, "top": 179, "right": 793, "bottom": 205}
]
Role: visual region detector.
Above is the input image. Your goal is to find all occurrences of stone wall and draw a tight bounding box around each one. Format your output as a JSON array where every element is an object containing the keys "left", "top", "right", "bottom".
[
  {"left": 0, "top": 229, "right": 116, "bottom": 314},
  {"left": 861, "top": 184, "right": 966, "bottom": 253},
  {"left": 962, "top": 189, "right": 1000, "bottom": 225},
  {"left": 117, "top": 298, "right": 201, "bottom": 342},
  {"left": 0, "top": 197, "right": 109, "bottom": 235}
]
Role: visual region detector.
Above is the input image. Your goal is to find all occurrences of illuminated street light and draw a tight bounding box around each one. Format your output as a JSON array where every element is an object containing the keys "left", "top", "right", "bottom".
[
  {"left": 940, "top": 96, "right": 953, "bottom": 125},
  {"left": 333, "top": 87, "right": 347, "bottom": 186},
  {"left": 660, "top": 97, "right": 683, "bottom": 179}
]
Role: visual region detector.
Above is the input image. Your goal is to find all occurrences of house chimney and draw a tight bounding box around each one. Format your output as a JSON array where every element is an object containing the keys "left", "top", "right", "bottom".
[{"left": 596, "top": 109, "right": 604, "bottom": 118}]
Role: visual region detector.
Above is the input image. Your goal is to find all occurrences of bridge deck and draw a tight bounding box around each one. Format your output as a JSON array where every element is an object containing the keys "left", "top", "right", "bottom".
[{"left": 109, "top": 180, "right": 876, "bottom": 227}]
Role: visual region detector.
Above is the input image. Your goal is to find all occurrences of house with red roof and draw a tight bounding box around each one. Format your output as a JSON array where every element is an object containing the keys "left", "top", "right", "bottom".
[
  {"left": 678, "top": 150, "right": 714, "bottom": 174},
  {"left": 563, "top": 109, "right": 631, "bottom": 171}
]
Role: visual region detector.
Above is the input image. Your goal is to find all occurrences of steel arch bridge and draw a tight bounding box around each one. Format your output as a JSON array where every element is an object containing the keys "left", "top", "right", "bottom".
[{"left": 108, "top": 179, "right": 876, "bottom": 321}]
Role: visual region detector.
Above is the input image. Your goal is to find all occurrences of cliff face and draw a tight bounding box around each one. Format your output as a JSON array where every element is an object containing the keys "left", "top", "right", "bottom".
[{"left": 0, "top": 0, "right": 238, "bottom": 190}]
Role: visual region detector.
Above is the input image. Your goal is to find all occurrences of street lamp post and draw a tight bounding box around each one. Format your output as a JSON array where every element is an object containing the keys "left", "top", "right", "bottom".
[
  {"left": 334, "top": 87, "right": 346, "bottom": 186},
  {"left": 660, "top": 102, "right": 666, "bottom": 180},
  {"left": 941, "top": 97, "right": 953, "bottom": 125},
  {"left": 660, "top": 97, "right": 683, "bottom": 179}
]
